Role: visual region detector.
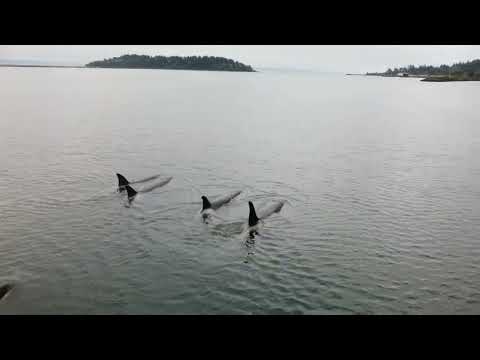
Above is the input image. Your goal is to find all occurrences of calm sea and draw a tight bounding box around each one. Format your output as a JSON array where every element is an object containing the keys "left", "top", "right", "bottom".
[{"left": 1, "top": 67, "right": 480, "bottom": 314}]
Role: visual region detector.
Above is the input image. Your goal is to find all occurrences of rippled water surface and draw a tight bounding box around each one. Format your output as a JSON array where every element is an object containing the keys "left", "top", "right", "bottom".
[{"left": 1, "top": 67, "right": 480, "bottom": 314}]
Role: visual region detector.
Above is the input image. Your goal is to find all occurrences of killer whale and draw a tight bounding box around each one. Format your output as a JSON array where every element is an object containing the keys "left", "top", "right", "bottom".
[
  {"left": 201, "top": 191, "right": 242, "bottom": 211},
  {"left": 200, "top": 190, "right": 242, "bottom": 221},
  {"left": 0, "top": 283, "right": 13, "bottom": 302},
  {"left": 125, "top": 184, "right": 138, "bottom": 202},
  {"left": 248, "top": 200, "right": 285, "bottom": 226},
  {"left": 248, "top": 201, "right": 259, "bottom": 227},
  {"left": 124, "top": 177, "right": 173, "bottom": 203},
  {"left": 247, "top": 200, "right": 285, "bottom": 238},
  {"left": 117, "top": 173, "right": 129, "bottom": 192},
  {"left": 139, "top": 177, "right": 173, "bottom": 193},
  {"left": 116, "top": 173, "right": 161, "bottom": 192}
]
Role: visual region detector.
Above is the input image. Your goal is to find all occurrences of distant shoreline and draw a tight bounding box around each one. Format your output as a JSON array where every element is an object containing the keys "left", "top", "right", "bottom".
[
  {"left": 347, "top": 73, "right": 480, "bottom": 82},
  {"left": 356, "top": 59, "right": 480, "bottom": 82},
  {"left": 2, "top": 64, "right": 476, "bottom": 81},
  {"left": 0, "top": 63, "right": 256, "bottom": 73}
]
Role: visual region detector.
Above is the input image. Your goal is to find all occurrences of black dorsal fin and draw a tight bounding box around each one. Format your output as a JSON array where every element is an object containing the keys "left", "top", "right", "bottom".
[
  {"left": 0, "top": 283, "right": 13, "bottom": 301},
  {"left": 117, "top": 173, "right": 129, "bottom": 191},
  {"left": 248, "top": 201, "right": 259, "bottom": 227},
  {"left": 201, "top": 196, "right": 212, "bottom": 211},
  {"left": 125, "top": 185, "right": 138, "bottom": 200}
]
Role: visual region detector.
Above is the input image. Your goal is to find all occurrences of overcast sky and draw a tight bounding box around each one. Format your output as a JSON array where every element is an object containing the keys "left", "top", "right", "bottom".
[{"left": 1, "top": 45, "right": 480, "bottom": 73}]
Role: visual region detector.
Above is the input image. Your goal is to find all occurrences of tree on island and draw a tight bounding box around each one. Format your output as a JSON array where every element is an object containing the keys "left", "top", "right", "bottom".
[
  {"left": 86, "top": 54, "right": 255, "bottom": 72},
  {"left": 376, "top": 59, "right": 480, "bottom": 78}
]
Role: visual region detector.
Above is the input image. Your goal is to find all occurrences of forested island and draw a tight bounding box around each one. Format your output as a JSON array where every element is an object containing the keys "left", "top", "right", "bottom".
[
  {"left": 86, "top": 54, "right": 255, "bottom": 72},
  {"left": 362, "top": 59, "right": 480, "bottom": 81}
]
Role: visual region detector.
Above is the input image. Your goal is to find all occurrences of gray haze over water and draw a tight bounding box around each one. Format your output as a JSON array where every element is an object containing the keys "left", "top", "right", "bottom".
[{"left": 1, "top": 67, "right": 480, "bottom": 314}]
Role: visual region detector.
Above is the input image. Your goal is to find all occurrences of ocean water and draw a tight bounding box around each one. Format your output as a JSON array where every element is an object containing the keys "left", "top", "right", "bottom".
[{"left": 1, "top": 67, "right": 480, "bottom": 314}]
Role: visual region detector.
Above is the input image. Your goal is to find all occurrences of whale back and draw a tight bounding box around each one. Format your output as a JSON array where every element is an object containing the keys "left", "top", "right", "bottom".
[{"left": 140, "top": 177, "right": 172, "bottom": 193}]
